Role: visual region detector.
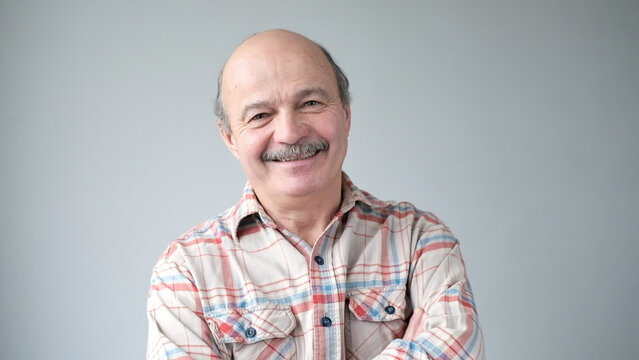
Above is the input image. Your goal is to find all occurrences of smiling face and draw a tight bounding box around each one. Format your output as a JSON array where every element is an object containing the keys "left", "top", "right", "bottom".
[{"left": 219, "top": 31, "right": 351, "bottom": 203}]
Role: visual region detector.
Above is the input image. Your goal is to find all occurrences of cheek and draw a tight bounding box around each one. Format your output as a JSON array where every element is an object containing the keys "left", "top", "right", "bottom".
[
  {"left": 315, "top": 112, "right": 348, "bottom": 142},
  {"left": 237, "top": 130, "right": 270, "bottom": 161}
]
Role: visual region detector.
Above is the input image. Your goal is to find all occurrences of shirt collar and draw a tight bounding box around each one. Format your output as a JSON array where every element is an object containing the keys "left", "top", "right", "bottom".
[{"left": 226, "top": 172, "right": 382, "bottom": 241}]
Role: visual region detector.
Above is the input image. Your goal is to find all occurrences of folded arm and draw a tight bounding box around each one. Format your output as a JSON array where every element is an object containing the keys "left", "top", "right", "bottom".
[{"left": 375, "top": 228, "right": 485, "bottom": 359}]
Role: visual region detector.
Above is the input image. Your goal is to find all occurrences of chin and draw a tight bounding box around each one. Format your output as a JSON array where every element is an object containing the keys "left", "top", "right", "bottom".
[{"left": 275, "top": 180, "right": 321, "bottom": 198}]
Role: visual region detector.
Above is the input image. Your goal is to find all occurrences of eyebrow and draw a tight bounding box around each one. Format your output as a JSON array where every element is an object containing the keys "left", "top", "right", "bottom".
[
  {"left": 239, "top": 87, "right": 332, "bottom": 121},
  {"left": 240, "top": 100, "right": 272, "bottom": 121},
  {"left": 295, "top": 87, "right": 331, "bottom": 102}
]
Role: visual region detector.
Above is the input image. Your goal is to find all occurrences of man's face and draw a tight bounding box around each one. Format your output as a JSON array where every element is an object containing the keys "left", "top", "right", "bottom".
[{"left": 220, "top": 32, "right": 351, "bottom": 202}]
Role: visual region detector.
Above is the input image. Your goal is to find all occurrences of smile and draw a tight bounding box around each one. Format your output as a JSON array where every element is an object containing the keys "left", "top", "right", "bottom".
[
  {"left": 273, "top": 149, "right": 322, "bottom": 162},
  {"left": 261, "top": 140, "right": 329, "bottom": 162}
]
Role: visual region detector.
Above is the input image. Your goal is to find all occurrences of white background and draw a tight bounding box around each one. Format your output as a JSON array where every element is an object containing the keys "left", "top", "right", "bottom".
[{"left": 2, "top": 1, "right": 638, "bottom": 359}]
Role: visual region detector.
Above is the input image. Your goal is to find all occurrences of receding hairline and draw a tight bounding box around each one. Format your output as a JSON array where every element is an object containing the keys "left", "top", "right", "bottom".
[
  {"left": 221, "top": 30, "right": 332, "bottom": 90},
  {"left": 227, "top": 30, "right": 322, "bottom": 66}
]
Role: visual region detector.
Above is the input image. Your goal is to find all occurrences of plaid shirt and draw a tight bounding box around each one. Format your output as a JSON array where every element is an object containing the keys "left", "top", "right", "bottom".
[{"left": 147, "top": 174, "right": 484, "bottom": 359}]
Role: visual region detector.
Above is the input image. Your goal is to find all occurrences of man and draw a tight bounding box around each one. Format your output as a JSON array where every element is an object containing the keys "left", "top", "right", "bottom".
[{"left": 147, "top": 29, "right": 484, "bottom": 359}]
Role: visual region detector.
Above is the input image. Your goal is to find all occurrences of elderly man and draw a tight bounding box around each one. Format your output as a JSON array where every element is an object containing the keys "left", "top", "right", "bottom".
[{"left": 147, "top": 29, "right": 484, "bottom": 359}]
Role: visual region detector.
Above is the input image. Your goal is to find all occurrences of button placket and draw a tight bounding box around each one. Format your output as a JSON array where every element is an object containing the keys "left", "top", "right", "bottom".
[{"left": 310, "top": 220, "right": 344, "bottom": 358}]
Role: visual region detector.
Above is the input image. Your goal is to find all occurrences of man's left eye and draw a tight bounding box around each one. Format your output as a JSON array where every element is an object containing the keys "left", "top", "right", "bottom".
[{"left": 304, "top": 100, "right": 320, "bottom": 106}]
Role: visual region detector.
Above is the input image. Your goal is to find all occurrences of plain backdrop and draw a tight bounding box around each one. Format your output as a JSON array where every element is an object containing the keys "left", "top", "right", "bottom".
[{"left": 2, "top": 1, "right": 638, "bottom": 359}]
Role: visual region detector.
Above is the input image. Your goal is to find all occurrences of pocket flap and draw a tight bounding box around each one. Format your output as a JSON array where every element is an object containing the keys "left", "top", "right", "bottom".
[
  {"left": 347, "top": 285, "right": 408, "bottom": 322},
  {"left": 207, "top": 305, "right": 296, "bottom": 344}
]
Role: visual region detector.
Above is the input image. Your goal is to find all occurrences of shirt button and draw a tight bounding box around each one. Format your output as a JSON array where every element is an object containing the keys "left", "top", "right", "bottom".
[
  {"left": 320, "top": 316, "right": 332, "bottom": 327},
  {"left": 384, "top": 305, "right": 396, "bottom": 314},
  {"left": 245, "top": 327, "right": 257, "bottom": 338},
  {"left": 314, "top": 256, "right": 325, "bottom": 265}
]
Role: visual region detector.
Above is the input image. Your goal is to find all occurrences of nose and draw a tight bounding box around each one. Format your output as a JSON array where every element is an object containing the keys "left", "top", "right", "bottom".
[{"left": 272, "top": 110, "right": 309, "bottom": 144}]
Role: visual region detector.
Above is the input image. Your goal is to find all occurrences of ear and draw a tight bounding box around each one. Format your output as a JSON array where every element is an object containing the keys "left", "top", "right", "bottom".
[
  {"left": 218, "top": 119, "right": 240, "bottom": 160},
  {"left": 343, "top": 105, "right": 351, "bottom": 136}
]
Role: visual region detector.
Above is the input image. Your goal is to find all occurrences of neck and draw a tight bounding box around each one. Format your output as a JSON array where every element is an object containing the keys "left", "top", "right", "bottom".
[{"left": 255, "top": 181, "right": 342, "bottom": 246}]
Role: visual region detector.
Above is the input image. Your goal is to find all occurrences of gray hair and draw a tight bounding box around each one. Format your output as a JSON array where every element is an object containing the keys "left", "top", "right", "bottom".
[{"left": 215, "top": 43, "right": 351, "bottom": 133}]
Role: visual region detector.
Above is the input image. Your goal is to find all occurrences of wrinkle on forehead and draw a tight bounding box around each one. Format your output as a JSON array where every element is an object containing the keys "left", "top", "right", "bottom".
[
  {"left": 221, "top": 30, "right": 338, "bottom": 121},
  {"left": 224, "top": 40, "right": 330, "bottom": 85}
]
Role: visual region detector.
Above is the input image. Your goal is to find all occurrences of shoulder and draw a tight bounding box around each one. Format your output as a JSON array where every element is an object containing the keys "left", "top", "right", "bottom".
[
  {"left": 353, "top": 187, "right": 457, "bottom": 243},
  {"left": 156, "top": 207, "right": 238, "bottom": 266},
  {"left": 345, "top": 176, "right": 443, "bottom": 229},
  {"left": 353, "top": 189, "right": 444, "bottom": 228}
]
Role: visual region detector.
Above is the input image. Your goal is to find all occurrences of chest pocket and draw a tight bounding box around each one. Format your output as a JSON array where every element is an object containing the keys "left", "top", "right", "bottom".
[
  {"left": 347, "top": 285, "right": 409, "bottom": 321},
  {"left": 345, "top": 285, "right": 410, "bottom": 359},
  {"left": 206, "top": 305, "right": 297, "bottom": 359}
]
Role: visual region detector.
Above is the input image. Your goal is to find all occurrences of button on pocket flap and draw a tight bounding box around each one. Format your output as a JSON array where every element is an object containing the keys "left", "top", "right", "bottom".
[
  {"left": 207, "top": 305, "right": 296, "bottom": 344},
  {"left": 347, "top": 285, "right": 407, "bottom": 322}
]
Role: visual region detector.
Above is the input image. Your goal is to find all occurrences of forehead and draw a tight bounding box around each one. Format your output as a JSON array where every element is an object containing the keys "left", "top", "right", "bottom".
[{"left": 221, "top": 35, "right": 338, "bottom": 115}]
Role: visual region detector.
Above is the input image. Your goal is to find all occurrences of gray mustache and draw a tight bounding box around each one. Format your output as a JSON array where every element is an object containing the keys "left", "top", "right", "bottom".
[{"left": 261, "top": 140, "right": 329, "bottom": 162}]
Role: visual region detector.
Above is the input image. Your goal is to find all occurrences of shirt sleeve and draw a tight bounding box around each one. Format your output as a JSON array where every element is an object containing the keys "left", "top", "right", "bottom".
[
  {"left": 146, "top": 253, "right": 224, "bottom": 360},
  {"left": 374, "top": 225, "right": 485, "bottom": 360}
]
